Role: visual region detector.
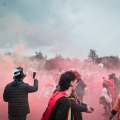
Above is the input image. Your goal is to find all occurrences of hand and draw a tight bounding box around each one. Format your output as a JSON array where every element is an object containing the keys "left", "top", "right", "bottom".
[
  {"left": 33, "top": 72, "right": 37, "bottom": 79},
  {"left": 84, "top": 87, "right": 88, "bottom": 91},
  {"left": 87, "top": 106, "right": 93, "bottom": 113}
]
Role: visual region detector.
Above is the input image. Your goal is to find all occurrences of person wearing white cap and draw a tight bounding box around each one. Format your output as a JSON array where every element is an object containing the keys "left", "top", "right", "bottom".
[{"left": 3, "top": 67, "right": 38, "bottom": 120}]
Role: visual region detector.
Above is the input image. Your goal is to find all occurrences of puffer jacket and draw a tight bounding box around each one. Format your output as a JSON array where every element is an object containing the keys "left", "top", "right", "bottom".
[{"left": 3, "top": 79, "right": 38, "bottom": 116}]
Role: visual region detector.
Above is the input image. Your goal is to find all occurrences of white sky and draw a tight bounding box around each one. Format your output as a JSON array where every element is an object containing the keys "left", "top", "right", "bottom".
[{"left": 0, "top": 0, "right": 120, "bottom": 59}]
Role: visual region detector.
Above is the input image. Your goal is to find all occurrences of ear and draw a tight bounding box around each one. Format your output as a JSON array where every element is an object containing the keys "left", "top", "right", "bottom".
[{"left": 70, "top": 81, "right": 74, "bottom": 87}]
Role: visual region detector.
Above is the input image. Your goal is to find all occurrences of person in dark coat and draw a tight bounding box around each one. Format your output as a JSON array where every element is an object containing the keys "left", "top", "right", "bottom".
[
  {"left": 54, "top": 70, "right": 94, "bottom": 120},
  {"left": 69, "top": 90, "right": 93, "bottom": 120},
  {"left": 3, "top": 67, "right": 38, "bottom": 120},
  {"left": 109, "top": 73, "right": 120, "bottom": 102},
  {"left": 41, "top": 71, "right": 78, "bottom": 120}
]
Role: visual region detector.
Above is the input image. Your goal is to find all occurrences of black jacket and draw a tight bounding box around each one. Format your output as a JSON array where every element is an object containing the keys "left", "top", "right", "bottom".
[
  {"left": 54, "top": 85, "right": 87, "bottom": 120},
  {"left": 49, "top": 97, "right": 70, "bottom": 120},
  {"left": 3, "top": 79, "right": 38, "bottom": 116}
]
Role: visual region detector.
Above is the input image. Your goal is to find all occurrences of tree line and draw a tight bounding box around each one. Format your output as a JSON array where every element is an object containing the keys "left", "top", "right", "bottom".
[{"left": 3, "top": 49, "right": 120, "bottom": 71}]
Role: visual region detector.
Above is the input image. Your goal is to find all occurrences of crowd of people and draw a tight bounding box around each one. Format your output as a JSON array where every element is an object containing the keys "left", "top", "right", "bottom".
[
  {"left": 2, "top": 64, "right": 120, "bottom": 120},
  {"left": 0, "top": 53, "right": 120, "bottom": 120}
]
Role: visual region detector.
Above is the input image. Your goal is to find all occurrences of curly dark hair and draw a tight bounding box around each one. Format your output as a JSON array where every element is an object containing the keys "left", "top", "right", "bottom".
[{"left": 59, "top": 71, "right": 76, "bottom": 91}]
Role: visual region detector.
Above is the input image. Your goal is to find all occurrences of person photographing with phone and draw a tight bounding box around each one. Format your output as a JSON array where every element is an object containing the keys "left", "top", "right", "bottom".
[{"left": 3, "top": 67, "right": 38, "bottom": 120}]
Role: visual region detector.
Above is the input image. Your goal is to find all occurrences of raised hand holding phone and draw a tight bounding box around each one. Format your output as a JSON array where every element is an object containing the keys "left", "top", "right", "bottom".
[{"left": 33, "top": 72, "right": 36, "bottom": 79}]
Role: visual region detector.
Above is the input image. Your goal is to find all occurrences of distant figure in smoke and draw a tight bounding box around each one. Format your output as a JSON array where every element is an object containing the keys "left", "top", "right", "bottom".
[
  {"left": 3, "top": 67, "right": 38, "bottom": 120},
  {"left": 103, "top": 75, "right": 114, "bottom": 106},
  {"left": 99, "top": 83, "right": 112, "bottom": 116},
  {"left": 109, "top": 73, "right": 120, "bottom": 102},
  {"left": 75, "top": 71, "right": 87, "bottom": 102},
  {"left": 109, "top": 94, "right": 120, "bottom": 120}
]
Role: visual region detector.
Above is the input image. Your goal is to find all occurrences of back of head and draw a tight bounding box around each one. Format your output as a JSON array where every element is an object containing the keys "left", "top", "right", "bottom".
[
  {"left": 59, "top": 71, "right": 76, "bottom": 91},
  {"left": 12, "top": 67, "right": 26, "bottom": 80},
  {"left": 109, "top": 73, "right": 115, "bottom": 79}
]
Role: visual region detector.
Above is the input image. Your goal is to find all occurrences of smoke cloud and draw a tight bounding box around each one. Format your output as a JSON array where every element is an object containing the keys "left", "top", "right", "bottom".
[{"left": 0, "top": 0, "right": 120, "bottom": 58}]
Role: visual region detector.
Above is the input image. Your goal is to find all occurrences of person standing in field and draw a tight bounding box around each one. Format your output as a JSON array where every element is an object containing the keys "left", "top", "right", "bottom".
[{"left": 3, "top": 67, "right": 38, "bottom": 120}]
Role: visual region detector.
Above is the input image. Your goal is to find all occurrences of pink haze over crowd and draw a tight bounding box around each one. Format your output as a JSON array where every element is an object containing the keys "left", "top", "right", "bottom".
[{"left": 0, "top": 45, "right": 119, "bottom": 120}]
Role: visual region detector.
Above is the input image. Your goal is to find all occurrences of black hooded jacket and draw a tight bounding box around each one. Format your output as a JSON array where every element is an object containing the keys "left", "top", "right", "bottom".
[{"left": 3, "top": 79, "right": 38, "bottom": 116}]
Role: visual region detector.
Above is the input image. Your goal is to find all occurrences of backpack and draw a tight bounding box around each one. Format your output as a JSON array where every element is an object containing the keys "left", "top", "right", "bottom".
[{"left": 40, "top": 91, "right": 69, "bottom": 120}]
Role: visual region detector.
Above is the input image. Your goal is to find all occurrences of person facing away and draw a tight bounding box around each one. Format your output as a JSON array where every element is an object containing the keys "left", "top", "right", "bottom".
[
  {"left": 40, "top": 71, "right": 78, "bottom": 120},
  {"left": 99, "top": 83, "right": 112, "bottom": 116},
  {"left": 103, "top": 74, "right": 114, "bottom": 106},
  {"left": 109, "top": 73, "right": 120, "bottom": 102},
  {"left": 75, "top": 72, "right": 87, "bottom": 102},
  {"left": 3, "top": 67, "right": 38, "bottom": 120}
]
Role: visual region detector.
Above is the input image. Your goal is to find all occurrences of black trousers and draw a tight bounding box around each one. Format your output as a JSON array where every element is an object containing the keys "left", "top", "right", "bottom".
[{"left": 8, "top": 115, "right": 27, "bottom": 120}]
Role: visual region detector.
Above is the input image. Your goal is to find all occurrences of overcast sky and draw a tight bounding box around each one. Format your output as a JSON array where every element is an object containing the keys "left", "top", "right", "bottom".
[{"left": 0, "top": 0, "right": 120, "bottom": 59}]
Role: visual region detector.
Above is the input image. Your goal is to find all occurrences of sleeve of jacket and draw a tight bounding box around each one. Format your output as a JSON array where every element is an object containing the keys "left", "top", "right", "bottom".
[
  {"left": 26, "top": 79, "right": 38, "bottom": 93},
  {"left": 70, "top": 98, "right": 87, "bottom": 112},
  {"left": 81, "top": 102, "right": 87, "bottom": 106},
  {"left": 3, "top": 87, "right": 8, "bottom": 102},
  {"left": 71, "top": 103, "right": 87, "bottom": 112}
]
